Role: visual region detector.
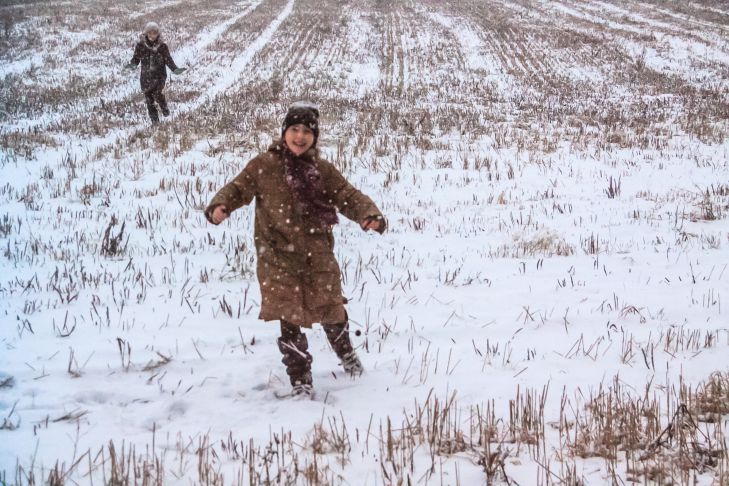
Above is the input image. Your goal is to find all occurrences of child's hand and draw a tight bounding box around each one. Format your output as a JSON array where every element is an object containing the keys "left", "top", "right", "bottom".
[
  {"left": 361, "top": 215, "right": 386, "bottom": 234},
  {"left": 210, "top": 205, "right": 229, "bottom": 225}
]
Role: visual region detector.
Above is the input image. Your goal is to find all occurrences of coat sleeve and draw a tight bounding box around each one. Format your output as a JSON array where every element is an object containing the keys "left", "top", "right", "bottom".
[
  {"left": 204, "top": 157, "right": 259, "bottom": 223},
  {"left": 321, "top": 161, "right": 385, "bottom": 230},
  {"left": 130, "top": 43, "right": 143, "bottom": 65},
  {"left": 161, "top": 44, "right": 179, "bottom": 71}
]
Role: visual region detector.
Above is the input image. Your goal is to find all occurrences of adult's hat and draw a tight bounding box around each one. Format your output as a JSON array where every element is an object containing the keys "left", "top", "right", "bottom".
[
  {"left": 282, "top": 101, "right": 320, "bottom": 144},
  {"left": 144, "top": 22, "right": 160, "bottom": 34}
]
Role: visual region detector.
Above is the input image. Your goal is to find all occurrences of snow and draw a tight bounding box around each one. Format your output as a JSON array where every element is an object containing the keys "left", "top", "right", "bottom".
[
  {"left": 173, "top": 0, "right": 264, "bottom": 68},
  {"left": 546, "top": 0, "right": 729, "bottom": 87},
  {"left": 1, "top": 0, "right": 729, "bottom": 484},
  {"left": 128, "top": 0, "right": 184, "bottom": 20},
  {"left": 428, "top": 11, "right": 515, "bottom": 90},
  {"left": 344, "top": 10, "right": 380, "bottom": 97},
  {"left": 186, "top": 0, "right": 295, "bottom": 108},
  {"left": 0, "top": 54, "right": 44, "bottom": 77}
]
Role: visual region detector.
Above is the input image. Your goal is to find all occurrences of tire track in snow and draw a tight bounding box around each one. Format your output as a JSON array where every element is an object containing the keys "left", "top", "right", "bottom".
[
  {"left": 129, "top": 0, "right": 184, "bottom": 20},
  {"left": 336, "top": 8, "right": 379, "bottom": 98},
  {"left": 3, "top": 1, "right": 264, "bottom": 132},
  {"left": 428, "top": 11, "right": 516, "bottom": 92},
  {"left": 444, "top": 1, "right": 559, "bottom": 85},
  {"left": 376, "top": 8, "right": 411, "bottom": 98},
  {"left": 0, "top": 0, "right": 184, "bottom": 78},
  {"left": 182, "top": 0, "right": 295, "bottom": 111},
  {"left": 381, "top": 11, "right": 399, "bottom": 96},
  {"left": 62, "top": 0, "right": 296, "bottom": 166},
  {"left": 396, "top": 11, "right": 411, "bottom": 95},
  {"left": 588, "top": 0, "right": 729, "bottom": 39},
  {"left": 546, "top": 0, "right": 729, "bottom": 84},
  {"left": 651, "top": 5, "right": 729, "bottom": 34},
  {"left": 267, "top": 8, "right": 346, "bottom": 92},
  {"left": 280, "top": 27, "right": 318, "bottom": 74},
  {"left": 587, "top": 0, "right": 729, "bottom": 67},
  {"left": 174, "top": 1, "right": 265, "bottom": 66}
]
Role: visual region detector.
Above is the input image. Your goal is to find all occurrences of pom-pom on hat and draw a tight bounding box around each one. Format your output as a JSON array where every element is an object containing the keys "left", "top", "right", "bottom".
[{"left": 282, "top": 101, "right": 320, "bottom": 144}]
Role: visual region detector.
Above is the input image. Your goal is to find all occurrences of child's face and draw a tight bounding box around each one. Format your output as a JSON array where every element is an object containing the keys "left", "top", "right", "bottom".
[
  {"left": 147, "top": 30, "right": 159, "bottom": 41},
  {"left": 284, "top": 124, "right": 315, "bottom": 156}
]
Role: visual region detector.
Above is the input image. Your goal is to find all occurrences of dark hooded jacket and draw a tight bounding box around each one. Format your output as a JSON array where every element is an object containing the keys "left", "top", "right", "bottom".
[
  {"left": 205, "top": 141, "right": 385, "bottom": 327},
  {"left": 130, "top": 35, "right": 178, "bottom": 93}
]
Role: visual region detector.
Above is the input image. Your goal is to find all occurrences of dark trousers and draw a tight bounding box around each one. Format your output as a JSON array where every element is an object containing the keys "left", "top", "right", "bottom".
[
  {"left": 278, "top": 321, "right": 313, "bottom": 386},
  {"left": 144, "top": 88, "right": 168, "bottom": 122},
  {"left": 278, "top": 319, "right": 354, "bottom": 386}
]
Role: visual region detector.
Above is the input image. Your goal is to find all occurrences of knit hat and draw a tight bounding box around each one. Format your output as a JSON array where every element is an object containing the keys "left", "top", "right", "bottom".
[
  {"left": 144, "top": 22, "right": 160, "bottom": 35},
  {"left": 281, "top": 102, "right": 320, "bottom": 144}
]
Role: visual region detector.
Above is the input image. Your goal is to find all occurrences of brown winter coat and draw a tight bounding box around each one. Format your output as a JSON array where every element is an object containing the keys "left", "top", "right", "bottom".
[{"left": 205, "top": 141, "right": 384, "bottom": 328}]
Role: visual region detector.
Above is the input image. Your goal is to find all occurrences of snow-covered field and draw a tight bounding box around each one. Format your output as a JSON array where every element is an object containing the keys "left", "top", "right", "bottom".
[{"left": 1, "top": 0, "right": 728, "bottom": 484}]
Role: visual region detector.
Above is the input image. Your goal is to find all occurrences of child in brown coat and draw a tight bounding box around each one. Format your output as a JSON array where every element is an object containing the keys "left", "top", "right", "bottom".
[{"left": 205, "top": 102, "right": 386, "bottom": 398}]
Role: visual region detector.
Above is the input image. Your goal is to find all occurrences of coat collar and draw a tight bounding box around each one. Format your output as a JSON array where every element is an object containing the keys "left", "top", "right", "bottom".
[{"left": 140, "top": 34, "right": 162, "bottom": 51}]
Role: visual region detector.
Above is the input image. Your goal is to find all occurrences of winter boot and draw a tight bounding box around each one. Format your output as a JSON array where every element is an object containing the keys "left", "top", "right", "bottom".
[
  {"left": 291, "top": 381, "right": 313, "bottom": 399},
  {"left": 278, "top": 321, "right": 313, "bottom": 397},
  {"left": 323, "top": 322, "right": 363, "bottom": 376}
]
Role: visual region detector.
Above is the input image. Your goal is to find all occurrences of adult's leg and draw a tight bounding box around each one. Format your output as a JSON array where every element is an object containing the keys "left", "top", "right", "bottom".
[
  {"left": 144, "top": 90, "right": 159, "bottom": 123},
  {"left": 277, "top": 320, "right": 313, "bottom": 394},
  {"left": 154, "top": 87, "right": 169, "bottom": 117}
]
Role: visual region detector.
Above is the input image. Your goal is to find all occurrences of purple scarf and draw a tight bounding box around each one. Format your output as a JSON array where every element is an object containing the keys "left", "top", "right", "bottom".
[{"left": 274, "top": 143, "right": 338, "bottom": 229}]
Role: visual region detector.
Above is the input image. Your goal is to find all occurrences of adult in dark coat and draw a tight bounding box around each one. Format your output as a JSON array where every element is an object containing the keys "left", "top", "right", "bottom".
[{"left": 126, "top": 22, "right": 185, "bottom": 123}]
